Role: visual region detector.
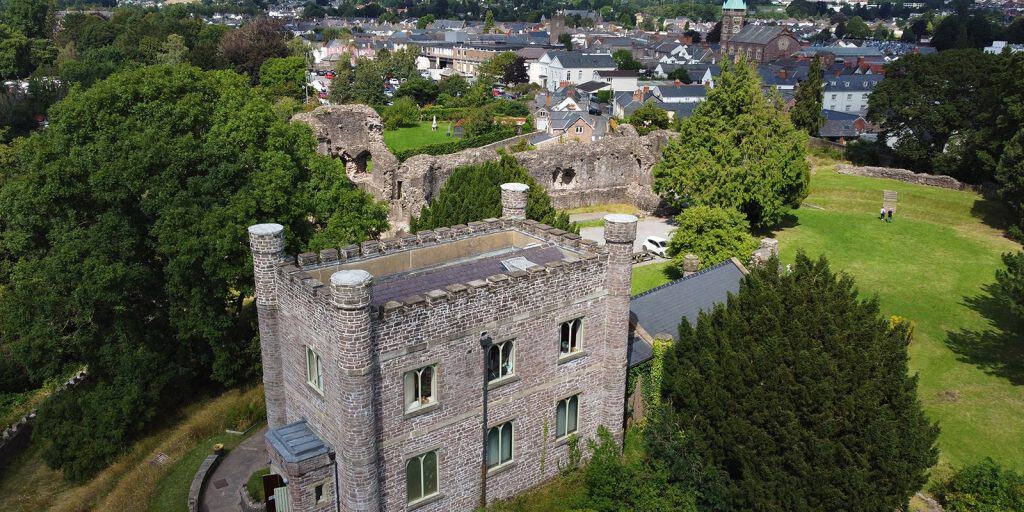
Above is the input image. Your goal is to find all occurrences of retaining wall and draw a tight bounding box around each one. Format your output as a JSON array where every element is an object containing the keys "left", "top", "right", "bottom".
[
  {"left": 835, "top": 164, "right": 982, "bottom": 192},
  {"left": 0, "top": 370, "right": 87, "bottom": 471}
]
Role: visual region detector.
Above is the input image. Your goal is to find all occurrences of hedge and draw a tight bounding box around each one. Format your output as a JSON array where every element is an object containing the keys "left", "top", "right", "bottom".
[{"left": 392, "top": 129, "right": 517, "bottom": 161}]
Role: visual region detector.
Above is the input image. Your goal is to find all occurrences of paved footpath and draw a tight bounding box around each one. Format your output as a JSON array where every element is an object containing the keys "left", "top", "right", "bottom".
[{"left": 201, "top": 427, "right": 268, "bottom": 512}]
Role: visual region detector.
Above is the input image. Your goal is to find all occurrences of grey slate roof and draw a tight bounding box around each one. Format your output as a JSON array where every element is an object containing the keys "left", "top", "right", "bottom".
[
  {"left": 266, "top": 420, "right": 330, "bottom": 463},
  {"left": 630, "top": 259, "right": 746, "bottom": 342},
  {"left": 824, "top": 74, "right": 884, "bottom": 92},
  {"left": 547, "top": 51, "right": 616, "bottom": 69},
  {"left": 730, "top": 25, "right": 785, "bottom": 45}
]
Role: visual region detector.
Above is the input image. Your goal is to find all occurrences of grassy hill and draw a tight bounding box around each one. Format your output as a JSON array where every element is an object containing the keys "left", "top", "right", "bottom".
[{"left": 633, "top": 154, "right": 1024, "bottom": 475}]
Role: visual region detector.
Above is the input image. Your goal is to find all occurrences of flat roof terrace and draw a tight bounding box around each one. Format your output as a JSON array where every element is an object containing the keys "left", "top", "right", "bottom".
[{"left": 304, "top": 229, "right": 584, "bottom": 307}]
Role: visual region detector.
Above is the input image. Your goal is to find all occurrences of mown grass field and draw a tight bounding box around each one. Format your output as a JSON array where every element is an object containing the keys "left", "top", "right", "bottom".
[
  {"left": 382, "top": 122, "right": 454, "bottom": 153},
  {"left": 630, "top": 157, "right": 1024, "bottom": 474}
]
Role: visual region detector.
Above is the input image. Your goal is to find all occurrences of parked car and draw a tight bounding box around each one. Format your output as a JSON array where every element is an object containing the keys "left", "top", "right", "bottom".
[{"left": 642, "top": 236, "right": 669, "bottom": 258}]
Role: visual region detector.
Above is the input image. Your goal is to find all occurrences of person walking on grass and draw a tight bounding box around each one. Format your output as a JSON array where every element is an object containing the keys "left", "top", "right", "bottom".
[
  {"left": 880, "top": 207, "right": 886, "bottom": 221},
  {"left": 887, "top": 208, "right": 893, "bottom": 223}
]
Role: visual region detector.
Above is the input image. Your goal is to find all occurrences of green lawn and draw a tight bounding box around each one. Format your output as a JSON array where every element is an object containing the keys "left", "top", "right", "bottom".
[
  {"left": 382, "top": 122, "right": 454, "bottom": 153},
  {"left": 148, "top": 430, "right": 255, "bottom": 512},
  {"left": 631, "top": 163, "right": 1024, "bottom": 474}
]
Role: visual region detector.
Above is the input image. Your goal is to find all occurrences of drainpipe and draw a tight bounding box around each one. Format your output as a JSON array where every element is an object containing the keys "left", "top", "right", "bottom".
[
  {"left": 330, "top": 451, "right": 340, "bottom": 512},
  {"left": 478, "top": 332, "right": 494, "bottom": 510}
]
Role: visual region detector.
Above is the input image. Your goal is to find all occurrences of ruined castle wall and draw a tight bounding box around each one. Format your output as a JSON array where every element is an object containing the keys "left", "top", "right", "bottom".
[{"left": 294, "top": 105, "right": 676, "bottom": 234}]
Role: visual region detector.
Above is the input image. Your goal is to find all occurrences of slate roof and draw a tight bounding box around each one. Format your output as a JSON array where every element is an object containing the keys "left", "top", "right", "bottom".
[
  {"left": 595, "top": 70, "right": 640, "bottom": 78},
  {"left": 266, "top": 420, "right": 330, "bottom": 463},
  {"left": 630, "top": 258, "right": 746, "bottom": 343},
  {"left": 824, "top": 74, "right": 884, "bottom": 92},
  {"left": 371, "top": 245, "right": 565, "bottom": 306},
  {"left": 656, "top": 84, "right": 707, "bottom": 99},
  {"left": 730, "top": 25, "right": 786, "bottom": 45},
  {"left": 576, "top": 80, "right": 610, "bottom": 93},
  {"left": 547, "top": 51, "right": 616, "bottom": 69}
]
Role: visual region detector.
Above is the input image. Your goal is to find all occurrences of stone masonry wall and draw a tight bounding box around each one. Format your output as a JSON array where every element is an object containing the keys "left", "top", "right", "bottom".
[
  {"left": 293, "top": 106, "right": 675, "bottom": 234},
  {"left": 261, "top": 215, "right": 633, "bottom": 512},
  {"left": 835, "top": 164, "right": 982, "bottom": 192}
]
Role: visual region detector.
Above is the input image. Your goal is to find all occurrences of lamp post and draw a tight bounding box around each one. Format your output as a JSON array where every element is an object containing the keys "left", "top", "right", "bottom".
[{"left": 479, "top": 331, "right": 493, "bottom": 510}]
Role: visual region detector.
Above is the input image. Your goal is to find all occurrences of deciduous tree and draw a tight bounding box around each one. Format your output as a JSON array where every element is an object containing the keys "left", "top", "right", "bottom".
[
  {"left": 666, "top": 206, "right": 759, "bottom": 268},
  {"left": 628, "top": 101, "right": 669, "bottom": 135},
  {"left": 218, "top": 17, "right": 289, "bottom": 82}
]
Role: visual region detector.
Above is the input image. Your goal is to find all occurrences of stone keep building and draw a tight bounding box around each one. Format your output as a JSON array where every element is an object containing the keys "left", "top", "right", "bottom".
[{"left": 248, "top": 183, "right": 638, "bottom": 512}]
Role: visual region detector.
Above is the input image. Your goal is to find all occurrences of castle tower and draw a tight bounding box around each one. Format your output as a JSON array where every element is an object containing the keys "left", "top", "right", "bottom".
[
  {"left": 248, "top": 223, "right": 288, "bottom": 429},
  {"left": 329, "top": 269, "right": 381, "bottom": 512},
  {"left": 600, "top": 214, "right": 638, "bottom": 441},
  {"left": 720, "top": 0, "right": 747, "bottom": 45}
]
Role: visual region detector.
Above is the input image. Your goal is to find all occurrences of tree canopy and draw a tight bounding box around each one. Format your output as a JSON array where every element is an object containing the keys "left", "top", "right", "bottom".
[
  {"left": 790, "top": 57, "right": 824, "bottom": 136},
  {"left": 655, "top": 253, "right": 939, "bottom": 511},
  {"left": 0, "top": 64, "right": 388, "bottom": 480},
  {"left": 629, "top": 101, "right": 670, "bottom": 135},
  {"left": 653, "top": 58, "right": 809, "bottom": 228},
  {"left": 666, "top": 206, "right": 759, "bottom": 269},
  {"left": 410, "top": 155, "right": 575, "bottom": 233}
]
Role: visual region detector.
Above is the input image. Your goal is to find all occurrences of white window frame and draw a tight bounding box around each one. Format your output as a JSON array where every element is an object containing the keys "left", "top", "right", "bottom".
[
  {"left": 306, "top": 346, "right": 324, "bottom": 394},
  {"left": 559, "top": 318, "right": 583, "bottom": 357},
  {"left": 487, "top": 339, "right": 515, "bottom": 382},
  {"left": 404, "top": 365, "right": 438, "bottom": 412},
  {"left": 574, "top": 125, "right": 584, "bottom": 134},
  {"left": 405, "top": 450, "right": 440, "bottom": 504},
  {"left": 486, "top": 421, "right": 514, "bottom": 470},
  {"left": 555, "top": 395, "right": 579, "bottom": 439}
]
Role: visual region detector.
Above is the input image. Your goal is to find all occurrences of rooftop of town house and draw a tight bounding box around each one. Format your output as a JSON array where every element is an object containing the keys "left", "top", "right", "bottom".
[{"left": 301, "top": 225, "right": 590, "bottom": 307}]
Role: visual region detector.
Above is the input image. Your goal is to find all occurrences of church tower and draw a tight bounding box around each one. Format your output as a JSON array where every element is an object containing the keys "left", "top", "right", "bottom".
[{"left": 720, "top": 0, "right": 747, "bottom": 44}]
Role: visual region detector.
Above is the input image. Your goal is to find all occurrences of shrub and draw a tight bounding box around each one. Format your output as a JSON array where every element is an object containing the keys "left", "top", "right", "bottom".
[
  {"left": 628, "top": 102, "right": 670, "bottom": 135},
  {"left": 934, "top": 459, "right": 1024, "bottom": 512},
  {"left": 666, "top": 206, "right": 759, "bottom": 268},
  {"left": 463, "top": 106, "right": 496, "bottom": 137},
  {"left": 383, "top": 96, "right": 419, "bottom": 130}
]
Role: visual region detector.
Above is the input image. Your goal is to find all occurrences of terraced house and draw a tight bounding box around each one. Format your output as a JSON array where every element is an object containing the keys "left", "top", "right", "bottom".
[{"left": 248, "top": 183, "right": 637, "bottom": 512}]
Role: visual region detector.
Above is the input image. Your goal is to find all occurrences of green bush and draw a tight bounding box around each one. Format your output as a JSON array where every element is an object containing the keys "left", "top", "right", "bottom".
[
  {"left": 383, "top": 96, "right": 419, "bottom": 130},
  {"left": 392, "top": 128, "right": 516, "bottom": 161},
  {"left": 934, "top": 459, "right": 1024, "bottom": 512},
  {"left": 666, "top": 205, "right": 759, "bottom": 269}
]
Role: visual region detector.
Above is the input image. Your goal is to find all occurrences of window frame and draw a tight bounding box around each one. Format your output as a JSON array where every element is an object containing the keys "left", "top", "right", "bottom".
[
  {"left": 306, "top": 346, "right": 324, "bottom": 395},
  {"left": 486, "top": 421, "right": 514, "bottom": 471},
  {"left": 405, "top": 449, "right": 440, "bottom": 504},
  {"left": 555, "top": 394, "right": 580, "bottom": 440},
  {"left": 403, "top": 364, "right": 439, "bottom": 413},
  {"left": 559, "top": 318, "right": 584, "bottom": 358},
  {"left": 487, "top": 339, "right": 516, "bottom": 383}
]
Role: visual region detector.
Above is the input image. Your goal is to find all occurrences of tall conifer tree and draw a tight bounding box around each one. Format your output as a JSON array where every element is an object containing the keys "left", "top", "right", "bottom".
[{"left": 791, "top": 57, "right": 824, "bottom": 136}]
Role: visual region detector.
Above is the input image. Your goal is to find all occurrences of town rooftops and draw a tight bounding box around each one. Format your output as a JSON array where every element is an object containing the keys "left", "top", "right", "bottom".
[
  {"left": 595, "top": 70, "right": 640, "bottom": 78},
  {"left": 545, "top": 51, "right": 616, "bottom": 69},
  {"left": 265, "top": 420, "right": 330, "bottom": 463},
  {"left": 730, "top": 25, "right": 787, "bottom": 45},
  {"left": 824, "top": 74, "right": 884, "bottom": 91},
  {"left": 627, "top": 259, "right": 748, "bottom": 366}
]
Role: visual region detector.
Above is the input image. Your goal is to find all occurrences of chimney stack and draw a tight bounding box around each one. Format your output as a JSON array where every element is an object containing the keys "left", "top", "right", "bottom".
[
  {"left": 500, "top": 183, "right": 529, "bottom": 220},
  {"left": 682, "top": 254, "right": 699, "bottom": 276}
]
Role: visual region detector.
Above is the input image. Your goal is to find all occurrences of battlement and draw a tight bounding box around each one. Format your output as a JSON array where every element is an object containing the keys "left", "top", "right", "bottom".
[{"left": 272, "top": 218, "right": 605, "bottom": 316}]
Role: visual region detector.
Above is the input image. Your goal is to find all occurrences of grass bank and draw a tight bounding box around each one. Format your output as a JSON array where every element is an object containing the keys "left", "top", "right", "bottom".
[
  {"left": 0, "top": 386, "right": 265, "bottom": 512},
  {"left": 630, "top": 157, "right": 1024, "bottom": 473}
]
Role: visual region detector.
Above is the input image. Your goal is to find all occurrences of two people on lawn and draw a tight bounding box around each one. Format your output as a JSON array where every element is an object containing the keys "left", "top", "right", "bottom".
[{"left": 879, "top": 207, "right": 894, "bottom": 222}]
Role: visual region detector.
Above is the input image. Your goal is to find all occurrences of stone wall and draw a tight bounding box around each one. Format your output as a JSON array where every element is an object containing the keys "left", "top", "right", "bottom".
[
  {"left": 293, "top": 106, "right": 674, "bottom": 234},
  {"left": 253, "top": 213, "right": 635, "bottom": 511},
  {"left": 835, "top": 164, "right": 981, "bottom": 192}
]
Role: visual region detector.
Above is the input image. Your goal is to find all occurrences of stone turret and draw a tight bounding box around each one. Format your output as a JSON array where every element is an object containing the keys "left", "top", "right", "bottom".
[
  {"left": 248, "top": 223, "right": 287, "bottom": 429},
  {"left": 682, "top": 254, "right": 700, "bottom": 276},
  {"left": 500, "top": 182, "right": 529, "bottom": 220},
  {"left": 600, "top": 214, "right": 638, "bottom": 440},
  {"left": 329, "top": 269, "right": 380, "bottom": 512}
]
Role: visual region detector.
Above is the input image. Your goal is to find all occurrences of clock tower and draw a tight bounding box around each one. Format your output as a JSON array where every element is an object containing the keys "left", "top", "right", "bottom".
[{"left": 720, "top": 0, "right": 747, "bottom": 44}]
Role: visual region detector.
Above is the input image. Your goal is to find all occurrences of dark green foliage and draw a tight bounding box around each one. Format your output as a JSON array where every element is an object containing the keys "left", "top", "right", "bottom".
[
  {"left": 391, "top": 128, "right": 516, "bottom": 161},
  {"left": 558, "top": 32, "right": 573, "bottom": 50},
  {"left": 666, "top": 67, "right": 692, "bottom": 84},
  {"left": 932, "top": 12, "right": 998, "bottom": 51},
  {"left": 463, "top": 106, "right": 496, "bottom": 137},
  {"left": 217, "top": 17, "right": 290, "bottom": 82},
  {"left": 653, "top": 58, "right": 809, "bottom": 228},
  {"left": 580, "top": 427, "right": 697, "bottom": 512},
  {"left": 933, "top": 458, "right": 1024, "bottom": 512},
  {"left": 0, "top": 64, "right": 388, "bottom": 480},
  {"left": 869, "top": 50, "right": 1024, "bottom": 223},
  {"left": 995, "top": 252, "right": 1024, "bottom": 321},
  {"left": 790, "top": 57, "right": 824, "bottom": 136},
  {"left": 395, "top": 76, "right": 440, "bottom": 105},
  {"left": 612, "top": 49, "right": 642, "bottom": 71},
  {"left": 410, "top": 155, "right": 574, "bottom": 233},
  {"left": 628, "top": 101, "right": 669, "bottom": 135},
  {"left": 259, "top": 56, "right": 306, "bottom": 99},
  {"left": 666, "top": 206, "right": 758, "bottom": 268},
  {"left": 383, "top": 96, "right": 419, "bottom": 130},
  {"left": 437, "top": 73, "right": 469, "bottom": 98},
  {"left": 656, "top": 253, "right": 940, "bottom": 511}
]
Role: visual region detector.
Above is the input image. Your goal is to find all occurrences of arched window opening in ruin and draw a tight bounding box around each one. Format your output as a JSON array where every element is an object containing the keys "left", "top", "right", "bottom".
[{"left": 560, "top": 168, "right": 575, "bottom": 185}]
